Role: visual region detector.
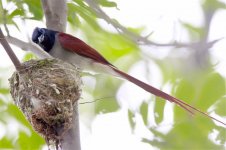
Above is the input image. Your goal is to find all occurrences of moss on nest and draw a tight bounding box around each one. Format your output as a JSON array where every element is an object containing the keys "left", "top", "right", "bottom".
[{"left": 9, "top": 58, "right": 82, "bottom": 148}]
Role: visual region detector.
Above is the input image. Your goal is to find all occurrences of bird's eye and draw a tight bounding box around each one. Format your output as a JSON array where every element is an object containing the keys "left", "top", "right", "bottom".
[{"left": 38, "top": 34, "right": 45, "bottom": 43}]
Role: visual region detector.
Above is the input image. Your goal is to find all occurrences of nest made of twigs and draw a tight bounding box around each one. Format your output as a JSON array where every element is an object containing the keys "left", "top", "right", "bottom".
[{"left": 9, "top": 58, "right": 82, "bottom": 148}]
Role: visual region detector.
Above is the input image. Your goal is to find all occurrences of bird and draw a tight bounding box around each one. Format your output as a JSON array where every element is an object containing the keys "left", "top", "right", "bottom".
[{"left": 32, "top": 27, "right": 226, "bottom": 126}]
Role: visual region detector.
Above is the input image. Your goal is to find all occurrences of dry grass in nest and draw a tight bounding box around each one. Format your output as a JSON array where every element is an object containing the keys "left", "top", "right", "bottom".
[{"left": 9, "top": 58, "right": 82, "bottom": 149}]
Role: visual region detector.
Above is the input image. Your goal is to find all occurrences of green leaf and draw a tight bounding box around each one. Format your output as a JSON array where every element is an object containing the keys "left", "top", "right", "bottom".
[
  {"left": 154, "top": 97, "right": 165, "bottom": 123},
  {"left": 173, "top": 79, "right": 196, "bottom": 119},
  {"left": 67, "top": 3, "right": 81, "bottom": 27},
  {"left": 197, "top": 73, "right": 225, "bottom": 109},
  {"left": 181, "top": 22, "right": 204, "bottom": 39},
  {"left": 8, "top": 9, "right": 25, "bottom": 19},
  {"left": 152, "top": 71, "right": 226, "bottom": 149},
  {"left": 140, "top": 102, "right": 148, "bottom": 125},
  {"left": 67, "top": 9, "right": 81, "bottom": 27},
  {"left": 0, "top": 88, "right": 9, "bottom": 94},
  {"left": 0, "top": 9, "right": 13, "bottom": 24},
  {"left": 95, "top": 96, "right": 119, "bottom": 113},
  {"left": 6, "top": 104, "right": 45, "bottom": 148},
  {"left": 17, "top": 131, "right": 45, "bottom": 150},
  {"left": 97, "top": 0, "right": 118, "bottom": 8},
  {"left": 0, "top": 98, "right": 5, "bottom": 106},
  {"left": 0, "top": 137, "right": 13, "bottom": 149},
  {"left": 212, "top": 96, "right": 226, "bottom": 116},
  {"left": 203, "top": 0, "right": 226, "bottom": 11},
  {"left": 73, "top": 0, "right": 87, "bottom": 7},
  {"left": 94, "top": 75, "right": 119, "bottom": 113},
  {"left": 128, "top": 109, "right": 135, "bottom": 130},
  {"left": 81, "top": 24, "right": 139, "bottom": 64},
  {"left": 24, "top": 0, "right": 43, "bottom": 19},
  {"left": 174, "top": 79, "right": 195, "bottom": 103},
  {"left": 215, "top": 127, "right": 226, "bottom": 146},
  {"left": 22, "top": 53, "right": 37, "bottom": 61},
  {"left": 68, "top": 3, "right": 100, "bottom": 29},
  {"left": 162, "top": 120, "right": 223, "bottom": 149},
  {"left": 0, "top": 1, "right": 3, "bottom": 19},
  {"left": 7, "top": 104, "right": 32, "bottom": 127},
  {"left": 12, "top": 0, "right": 43, "bottom": 20}
]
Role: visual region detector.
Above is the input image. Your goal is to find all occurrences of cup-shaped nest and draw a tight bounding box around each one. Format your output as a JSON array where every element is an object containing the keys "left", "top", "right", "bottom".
[{"left": 9, "top": 59, "right": 81, "bottom": 146}]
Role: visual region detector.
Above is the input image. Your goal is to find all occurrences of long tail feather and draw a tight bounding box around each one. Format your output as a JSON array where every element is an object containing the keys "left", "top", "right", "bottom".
[{"left": 113, "top": 68, "right": 226, "bottom": 126}]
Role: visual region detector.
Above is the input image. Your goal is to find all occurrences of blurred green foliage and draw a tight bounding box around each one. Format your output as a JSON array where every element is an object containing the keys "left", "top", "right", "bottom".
[
  {"left": 0, "top": 93, "right": 45, "bottom": 149},
  {"left": 0, "top": 0, "right": 226, "bottom": 149}
]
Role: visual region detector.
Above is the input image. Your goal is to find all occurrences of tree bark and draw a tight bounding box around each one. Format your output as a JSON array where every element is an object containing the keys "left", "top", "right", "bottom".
[
  {"left": 41, "top": 0, "right": 81, "bottom": 150},
  {"left": 41, "top": 0, "right": 67, "bottom": 31},
  {"left": 61, "top": 103, "right": 81, "bottom": 150}
]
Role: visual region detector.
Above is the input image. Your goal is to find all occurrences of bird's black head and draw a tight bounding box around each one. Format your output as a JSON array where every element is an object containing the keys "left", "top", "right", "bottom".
[{"left": 32, "top": 27, "right": 58, "bottom": 52}]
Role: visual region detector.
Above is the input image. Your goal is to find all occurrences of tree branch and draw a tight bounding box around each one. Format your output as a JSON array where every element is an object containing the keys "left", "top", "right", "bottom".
[
  {"left": 61, "top": 103, "right": 81, "bottom": 150},
  {"left": 84, "top": 0, "right": 220, "bottom": 50},
  {"left": 0, "top": 28, "right": 21, "bottom": 70},
  {"left": 41, "top": 0, "right": 67, "bottom": 31},
  {"left": 6, "top": 36, "right": 51, "bottom": 58},
  {"left": 41, "top": 0, "right": 81, "bottom": 149}
]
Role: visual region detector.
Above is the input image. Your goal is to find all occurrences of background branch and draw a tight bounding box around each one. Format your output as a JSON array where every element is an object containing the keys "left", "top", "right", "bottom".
[
  {"left": 84, "top": 0, "right": 221, "bottom": 50},
  {"left": 6, "top": 36, "right": 51, "bottom": 58},
  {"left": 0, "top": 28, "right": 21, "bottom": 70}
]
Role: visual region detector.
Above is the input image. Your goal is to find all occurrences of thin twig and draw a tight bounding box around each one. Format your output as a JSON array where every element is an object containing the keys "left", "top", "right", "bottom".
[
  {"left": 0, "top": 28, "right": 21, "bottom": 70},
  {"left": 79, "top": 96, "right": 114, "bottom": 104},
  {"left": 84, "top": 0, "right": 221, "bottom": 49}
]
